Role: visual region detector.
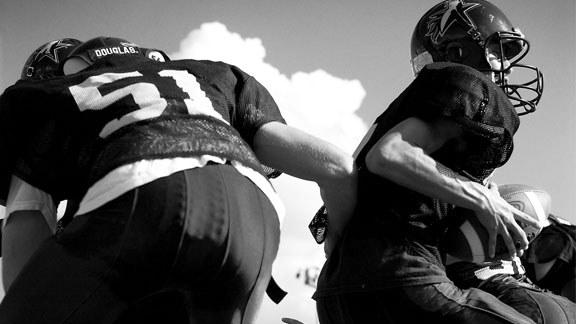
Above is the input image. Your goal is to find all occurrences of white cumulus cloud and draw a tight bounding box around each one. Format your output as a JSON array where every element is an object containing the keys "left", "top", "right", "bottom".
[{"left": 170, "top": 21, "right": 368, "bottom": 153}]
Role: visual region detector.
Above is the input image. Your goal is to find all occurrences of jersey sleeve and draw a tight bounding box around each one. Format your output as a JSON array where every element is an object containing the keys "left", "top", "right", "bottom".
[
  {"left": 367, "top": 62, "right": 520, "bottom": 182},
  {"left": 0, "top": 80, "right": 81, "bottom": 204},
  {"left": 409, "top": 63, "right": 519, "bottom": 138},
  {"left": 230, "top": 69, "right": 286, "bottom": 178},
  {"left": 231, "top": 70, "right": 286, "bottom": 147}
]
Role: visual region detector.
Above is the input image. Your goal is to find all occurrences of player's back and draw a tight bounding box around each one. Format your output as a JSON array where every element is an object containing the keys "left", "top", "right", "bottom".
[{"left": 1, "top": 56, "right": 281, "bottom": 195}]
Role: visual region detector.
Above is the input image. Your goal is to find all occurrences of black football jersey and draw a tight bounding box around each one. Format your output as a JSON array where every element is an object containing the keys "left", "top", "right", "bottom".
[
  {"left": 0, "top": 56, "right": 285, "bottom": 204},
  {"left": 355, "top": 62, "right": 520, "bottom": 237},
  {"left": 313, "top": 63, "right": 522, "bottom": 296},
  {"left": 309, "top": 62, "right": 521, "bottom": 245}
]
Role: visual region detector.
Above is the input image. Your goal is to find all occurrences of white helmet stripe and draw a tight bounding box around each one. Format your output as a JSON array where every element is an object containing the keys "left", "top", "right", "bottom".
[{"left": 525, "top": 191, "right": 548, "bottom": 225}]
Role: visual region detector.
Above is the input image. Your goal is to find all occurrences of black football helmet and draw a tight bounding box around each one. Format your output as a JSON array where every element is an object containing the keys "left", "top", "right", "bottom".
[
  {"left": 410, "top": 0, "right": 543, "bottom": 115},
  {"left": 62, "top": 36, "right": 170, "bottom": 74},
  {"left": 21, "top": 38, "right": 83, "bottom": 80}
]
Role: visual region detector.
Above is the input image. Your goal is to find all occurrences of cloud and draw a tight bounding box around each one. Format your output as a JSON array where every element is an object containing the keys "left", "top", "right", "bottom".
[
  {"left": 172, "top": 21, "right": 369, "bottom": 323},
  {"left": 170, "top": 22, "right": 368, "bottom": 153}
]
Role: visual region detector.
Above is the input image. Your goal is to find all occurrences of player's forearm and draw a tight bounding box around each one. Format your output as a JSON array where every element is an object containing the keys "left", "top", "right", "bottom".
[
  {"left": 365, "top": 131, "right": 489, "bottom": 213},
  {"left": 254, "top": 121, "right": 358, "bottom": 248},
  {"left": 253, "top": 122, "right": 356, "bottom": 187},
  {"left": 2, "top": 210, "right": 52, "bottom": 292}
]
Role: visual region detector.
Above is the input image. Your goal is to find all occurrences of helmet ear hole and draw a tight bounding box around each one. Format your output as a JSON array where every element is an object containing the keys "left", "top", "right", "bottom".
[
  {"left": 445, "top": 43, "right": 464, "bottom": 63},
  {"left": 25, "top": 67, "right": 35, "bottom": 78}
]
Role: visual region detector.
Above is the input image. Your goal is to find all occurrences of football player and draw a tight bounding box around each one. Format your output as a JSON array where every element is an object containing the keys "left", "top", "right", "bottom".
[
  {"left": 0, "top": 36, "right": 357, "bottom": 324},
  {"left": 0, "top": 37, "right": 83, "bottom": 292},
  {"left": 409, "top": 0, "right": 576, "bottom": 321},
  {"left": 309, "top": 1, "right": 573, "bottom": 324},
  {"left": 410, "top": 1, "right": 575, "bottom": 323}
]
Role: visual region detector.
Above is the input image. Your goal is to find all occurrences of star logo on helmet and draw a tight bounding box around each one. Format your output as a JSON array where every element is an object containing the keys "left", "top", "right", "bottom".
[
  {"left": 34, "top": 39, "right": 76, "bottom": 63},
  {"left": 425, "top": 0, "right": 481, "bottom": 44}
]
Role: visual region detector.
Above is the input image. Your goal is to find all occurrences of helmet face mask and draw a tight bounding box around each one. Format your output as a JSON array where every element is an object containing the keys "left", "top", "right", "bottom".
[
  {"left": 20, "top": 38, "right": 83, "bottom": 80},
  {"left": 410, "top": 0, "right": 543, "bottom": 115}
]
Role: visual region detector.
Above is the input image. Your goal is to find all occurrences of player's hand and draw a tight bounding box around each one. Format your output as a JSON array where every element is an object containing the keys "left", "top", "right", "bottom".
[
  {"left": 281, "top": 318, "right": 306, "bottom": 324},
  {"left": 319, "top": 165, "right": 358, "bottom": 256},
  {"left": 321, "top": 189, "right": 352, "bottom": 257},
  {"left": 476, "top": 182, "right": 540, "bottom": 258}
]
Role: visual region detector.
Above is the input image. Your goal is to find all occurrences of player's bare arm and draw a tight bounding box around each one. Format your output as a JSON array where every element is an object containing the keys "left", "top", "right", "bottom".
[
  {"left": 253, "top": 121, "right": 358, "bottom": 252},
  {"left": 365, "top": 116, "right": 539, "bottom": 258}
]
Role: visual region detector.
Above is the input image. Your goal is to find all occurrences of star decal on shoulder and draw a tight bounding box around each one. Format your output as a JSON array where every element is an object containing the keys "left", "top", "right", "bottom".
[
  {"left": 34, "top": 39, "right": 76, "bottom": 63},
  {"left": 425, "top": 0, "right": 481, "bottom": 44}
]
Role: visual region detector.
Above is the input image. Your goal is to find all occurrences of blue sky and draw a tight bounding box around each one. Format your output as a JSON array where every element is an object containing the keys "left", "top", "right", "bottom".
[{"left": 0, "top": 0, "right": 574, "bottom": 322}]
